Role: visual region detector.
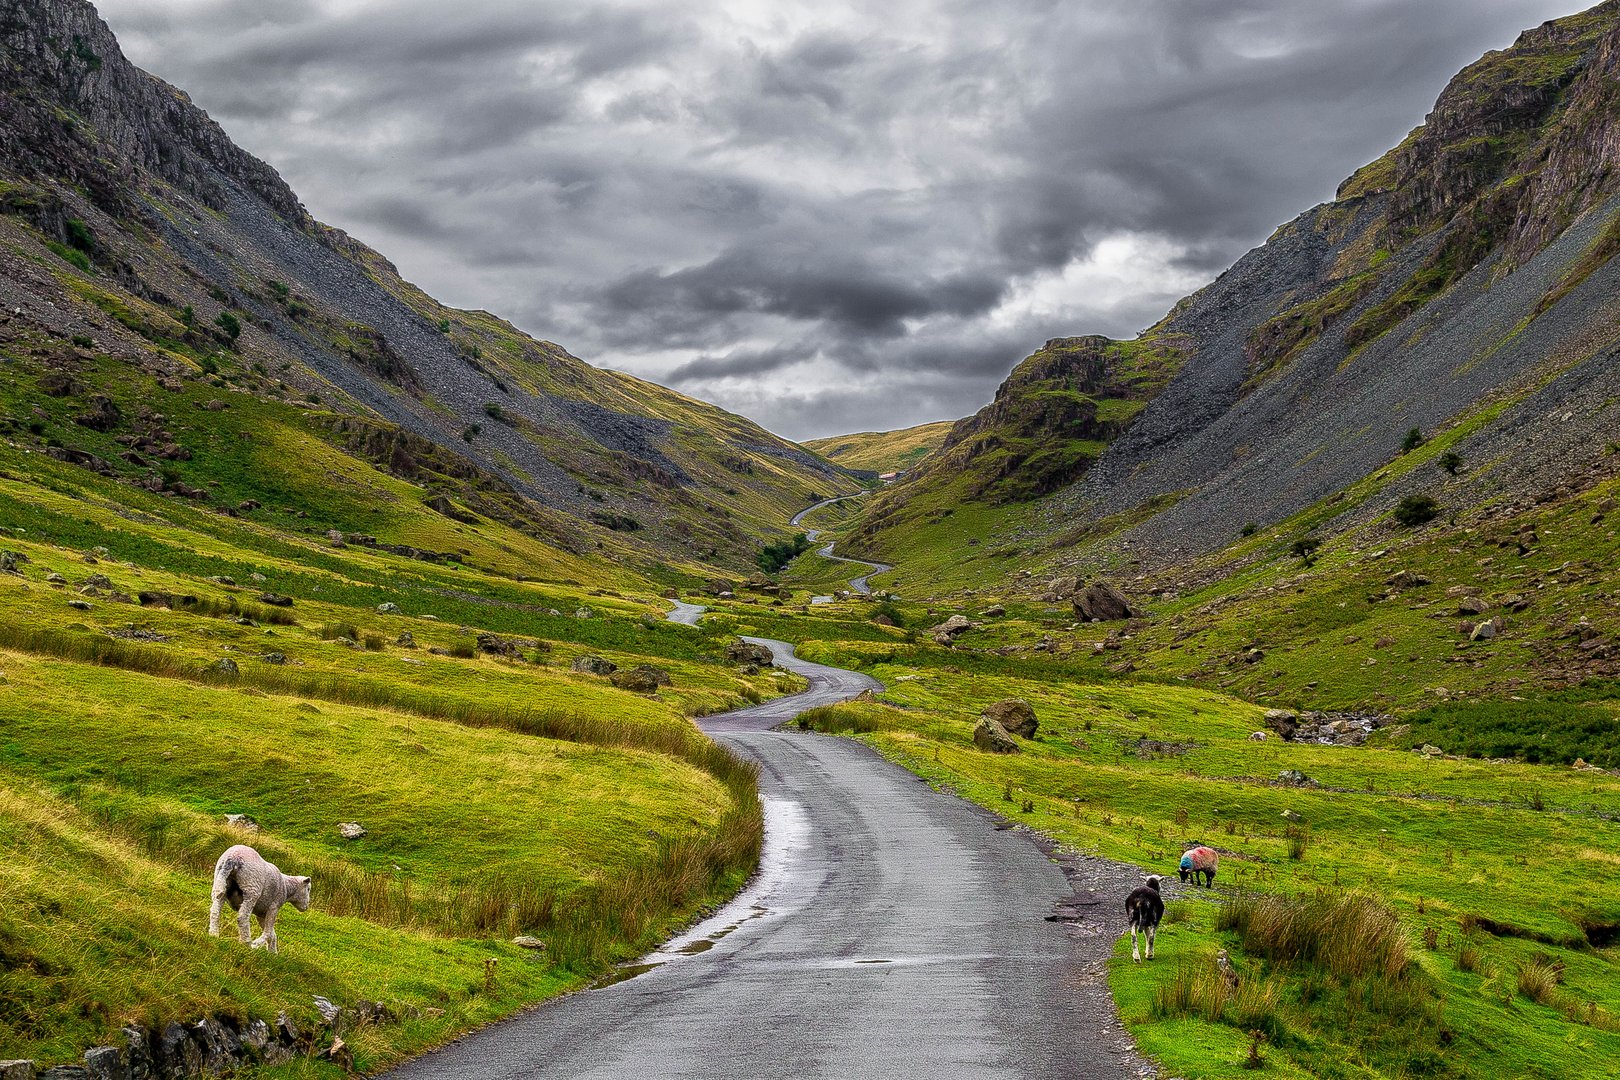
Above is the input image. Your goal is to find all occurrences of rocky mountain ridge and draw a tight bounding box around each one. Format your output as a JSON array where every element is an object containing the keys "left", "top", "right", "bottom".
[
  {"left": 853, "top": 0, "right": 1620, "bottom": 586},
  {"left": 0, "top": 0, "right": 856, "bottom": 572}
]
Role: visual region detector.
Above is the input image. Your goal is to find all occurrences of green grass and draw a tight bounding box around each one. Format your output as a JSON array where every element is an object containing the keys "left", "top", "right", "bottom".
[{"left": 788, "top": 648, "right": 1620, "bottom": 1078}]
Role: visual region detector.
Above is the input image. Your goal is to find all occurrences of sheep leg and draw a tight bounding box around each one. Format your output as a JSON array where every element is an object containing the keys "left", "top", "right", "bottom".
[
  {"left": 260, "top": 908, "right": 279, "bottom": 954},
  {"left": 1130, "top": 923, "right": 1141, "bottom": 963},
  {"left": 1146, "top": 924, "right": 1156, "bottom": 959}
]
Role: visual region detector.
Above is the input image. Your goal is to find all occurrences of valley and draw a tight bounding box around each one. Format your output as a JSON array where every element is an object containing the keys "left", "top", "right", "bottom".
[{"left": 4, "top": 0, "right": 1620, "bottom": 1078}]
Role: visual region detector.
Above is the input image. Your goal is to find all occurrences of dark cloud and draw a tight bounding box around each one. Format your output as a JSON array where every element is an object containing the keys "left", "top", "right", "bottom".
[{"left": 98, "top": 0, "right": 1585, "bottom": 440}]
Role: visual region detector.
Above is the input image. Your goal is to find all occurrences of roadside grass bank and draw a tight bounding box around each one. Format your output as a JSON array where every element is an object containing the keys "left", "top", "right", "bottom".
[{"left": 790, "top": 646, "right": 1620, "bottom": 1078}]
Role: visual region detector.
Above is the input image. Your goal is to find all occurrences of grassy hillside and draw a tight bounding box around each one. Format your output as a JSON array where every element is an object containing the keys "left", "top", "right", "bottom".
[
  {"left": 804, "top": 420, "right": 955, "bottom": 474},
  {"left": 0, "top": 428, "right": 800, "bottom": 1073}
]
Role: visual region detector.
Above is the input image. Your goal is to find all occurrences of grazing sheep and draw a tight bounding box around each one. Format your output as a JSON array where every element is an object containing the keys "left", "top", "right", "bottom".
[
  {"left": 1124, "top": 875, "right": 1165, "bottom": 962},
  {"left": 1179, "top": 845, "right": 1219, "bottom": 887},
  {"left": 208, "top": 844, "right": 311, "bottom": 954}
]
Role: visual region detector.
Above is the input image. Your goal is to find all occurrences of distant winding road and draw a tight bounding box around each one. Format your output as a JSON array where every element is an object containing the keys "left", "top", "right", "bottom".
[
  {"left": 388, "top": 503, "right": 1149, "bottom": 1079},
  {"left": 790, "top": 492, "right": 893, "bottom": 596}
]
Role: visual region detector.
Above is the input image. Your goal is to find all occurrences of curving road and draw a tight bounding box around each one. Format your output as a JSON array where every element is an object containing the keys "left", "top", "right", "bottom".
[
  {"left": 386, "top": 637, "right": 1147, "bottom": 1080},
  {"left": 790, "top": 492, "right": 893, "bottom": 595}
]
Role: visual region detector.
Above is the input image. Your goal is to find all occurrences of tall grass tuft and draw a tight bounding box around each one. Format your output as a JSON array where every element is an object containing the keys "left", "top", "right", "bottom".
[
  {"left": 1218, "top": 890, "right": 1409, "bottom": 983},
  {"left": 1152, "top": 959, "right": 1286, "bottom": 1042}
]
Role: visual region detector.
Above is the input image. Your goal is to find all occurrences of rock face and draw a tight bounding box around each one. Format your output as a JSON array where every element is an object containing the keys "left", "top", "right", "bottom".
[
  {"left": 724, "top": 640, "right": 774, "bottom": 666},
  {"left": 1073, "top": 582, "right": 1134, "bottom": 622},
  {"left": 1262, "top": 708, "right": 1392, "bottom": 747},
  {"left": 972, "top": 717, "right": 1020, "bottom": 754},
  {"left": 929, "top": 615, "right": 980, "bottom": 645},
  {"left": 981, "top": 698, "right": 1038, "bottom": 739}
]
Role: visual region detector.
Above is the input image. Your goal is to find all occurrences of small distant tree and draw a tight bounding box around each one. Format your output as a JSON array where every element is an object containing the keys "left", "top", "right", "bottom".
[
  {"left": 214, "top": 310, "right": 241, "bottom": 345},
  {"left": 1241, "top": 521, "right": 1258, "bottom": 538},
  {"left": 1290, "top": 536, "right": 1321, "bottom": 562},
  {"left": 1400, "top": 426, "right": 1425, "bottom": 454},
  {"left": 437, "top": 318, "right": 451, "bottom": 333},
  {"left": 1439, "top": 450, "right": 1463, "bottom": 475},
  {"left": 1394, "top": 494, "right": 1441, "bottom": 526},
  {"left": 180, "top": 305, "right": 195, "bottom": 326}
]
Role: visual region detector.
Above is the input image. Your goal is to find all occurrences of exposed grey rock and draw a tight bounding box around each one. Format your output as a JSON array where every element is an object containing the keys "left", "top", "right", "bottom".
[
  {"left": 37, "top": 1068, "right": 88, "bottom": 1080},
  {"left": 67, "top": 599, "right": 93, "bottom": 610},
  {"left": 215, "top": 658, "right": 238, "bottom": 675},
  {"left": 725, "top": 641, "right": 774, "bottom": 665},
  {"left": 1277, "top": 770, "right": 1313, "bottom": 786},
  {"left": 257, "top": 652, "right": 287, "bottom": 665},
  {"left": 338, "top": 822, "right": 366, "bottom": 840},
  {"left": 512, "top": 935, "right": 547, "bottom": 950},
  {"left": 0, "top": 1063, "right": 36, "bottom": 1080},
  {"left": 83, "top": 1048, "right": 123, "bottom": 1080},
  {"left": 224, "top": 813, "right": 258, "bottom": 832},
  {"left": 257, "top": 593, "right": 293, "bottom": 607},
  {"left": 972, "top": 717, "right": 1020, "bottom": 754},
  {"left": 979, "top": 604, "right": 1006, "bottom": 618},
  {"left": 376, "top": 602, "right": 401, "bottom": 614},
  {"left": 981, "top": 698, "right": 1037, "bottom": 738},
  {"left": 571, "top": 655, "right": 617, "bottom": 676},
  {"left": 573, "top": 607, "right": 595, "bottom": 619},
  {"left": 1073, "top": 581, "right": 1136, "bottom": 622},
  {"left": 156, "top": 1023, "right": 200, "bottom": 1078},
  {"left": 396, "top": 631, "right": 416, "bottom": 647}
]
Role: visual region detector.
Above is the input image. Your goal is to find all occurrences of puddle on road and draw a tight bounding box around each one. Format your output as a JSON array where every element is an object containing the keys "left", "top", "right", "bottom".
[
  {"left": 676, "top": 939, "right": 716, "bottom": 955},
  {"left": 591, "top": 962, "right": 663, "bottom": 988}
]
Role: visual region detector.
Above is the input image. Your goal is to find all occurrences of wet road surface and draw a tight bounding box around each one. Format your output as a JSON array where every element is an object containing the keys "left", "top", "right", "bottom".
[
  {"left": 788, "top": 493, "right": 893, "bottom": 594},
  {"left": 666, "top": 599, "right": 708, "bottom": 625},
  {"left": 387, "top": 639, "right": 1144, "bottom": 1079}
]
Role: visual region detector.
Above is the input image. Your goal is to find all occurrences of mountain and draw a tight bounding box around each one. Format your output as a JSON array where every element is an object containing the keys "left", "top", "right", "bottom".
[
  {"left": 0, "top": 0, "right": 857, "bottom": 576},
  {"left": 803, "top": 420, "right": 955, "bottom": 475},
  {"left": 850, "top": 1, "right": 1620, "bottom": 586}
]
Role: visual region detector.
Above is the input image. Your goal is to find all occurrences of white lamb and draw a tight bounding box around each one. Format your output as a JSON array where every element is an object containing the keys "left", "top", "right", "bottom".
[{"left": 208, "top": 844, "right": 311, "bottom": 954}]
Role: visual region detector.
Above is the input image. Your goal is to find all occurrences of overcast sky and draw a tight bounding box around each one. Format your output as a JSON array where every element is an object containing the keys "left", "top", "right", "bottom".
[{"left": 98, "top": 0, "right": 1585, "bottom": 441}]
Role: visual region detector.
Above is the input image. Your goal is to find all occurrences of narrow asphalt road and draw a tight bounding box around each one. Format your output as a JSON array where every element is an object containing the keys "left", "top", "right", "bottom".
[
  {"left": 790, "top": 492, "right": 893, "bottom": 595},
  {"left": 388, "top": 637, "right": 1150, "bottom": 1080}
]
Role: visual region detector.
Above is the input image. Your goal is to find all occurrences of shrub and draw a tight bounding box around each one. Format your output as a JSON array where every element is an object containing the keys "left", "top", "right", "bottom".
[
  {"left": 1517, "top": 958, "right": 1562, "bottom": 1005},
  {"left": 317, "top": 621, "right": 360, "bottom": 642},
  {"left": 461, "top": 424, "right": 480, "bottom": 443},
  {"left": 483, "top": 402, "right": 508, "bottom": 422},
  {"left": 1290, "top": 536, "right": 1321, "bottom": 560},
  {"left": 1241, "top": 521, "right": 1257, "bottom": 537},
  {"left": 214, "top": 311, "right": 242, "bottom": 344},
  {"left": 437, "top": 318, "right": 451, "bottom": 333},
  {"left": 1401, "top": 426, "right": 1425, "bottom": 453},
  {"left": 1439, "top": 450, "right": 1463, "bottom": 475},
  {"left": 1393, "top": 494, "right": 1440, "bottom": 526},
  {"left": 757, "top": 532, "right": 812, "bottom": 574}
]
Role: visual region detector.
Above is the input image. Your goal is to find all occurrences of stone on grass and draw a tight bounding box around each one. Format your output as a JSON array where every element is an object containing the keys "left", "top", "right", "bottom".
[
  {"left": 0, "top": 1063, "right": 36, "bottom": 1080},
  {"left": 981, "top": 698, "right": 1037, "bottom": 738},
  {"left": 1248, "top": 731, "right": 1268, "bottom": 741},
  {"left": 972, "top": 717, "right": 1020, "bottom": 754},
  {"left": 258, "top": 652, "right": 287, "bottom": 665},
  {"left": 979, "top": 604, "right": 1006, "bottom": 618},
  {"left": 725, "top": 640, "right": 774, "bottom": 666},
  {"left": 512, "top": 935, "right": 547, "bottom": 950},
  {"left": 1073, "top": 581, "right": 1135, "bottom": 622},
  {"left": 225, "top": 813, "right": 259, "bottom": 832},
  {"left": 572, "top": 655, "right": 617, "bottom": 676},
  {"left": 82, "top": 1048, "right": 122, "bottom": 1080},
  {"left": 216, "top": 658, "right": 239, "bottom": 675},
  {"left": 396, "top": 632, "right": 415, "bottom": 648},
  {"left": 610, "top": 668, "right": 662, "bottom": 694},
  {"left": 1280, "top": 809, "right": 1303, "bottom": 823},
  {"left": 338, "top": 822, "right": 366, "bottom": 840},
  {"left": 376, "top": 602, "right": 401, "bottom": 614},
  {"left": 257, "top": 593, "right": 294, "bottom": 607},
  {"left": 1277, "top": 770, "right": 1312, "bottom": 786}
]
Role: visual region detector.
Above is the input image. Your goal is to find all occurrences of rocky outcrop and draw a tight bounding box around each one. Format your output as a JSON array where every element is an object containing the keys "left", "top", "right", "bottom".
[
  {"left": 981, "top": 698, "right": 1038, "bottom": 739},
  {"left": 724, "top": 640, "right": 774, "bottom": 666},
  {"left": 929, "top": 615, "right": 980, "bottom": 645},
  {"left": 972, "top": 717, "right": 1020, "bottom": 754},
  {"left": 571, "top": 655, "right": 617, "bottom": 676},
  {"left": 1073, "top": 582, "right": 1135, "bottom": 622},
  {"left": 610, "top": 666, "right": 670, "bottom": 693},
  {"left": 1262, "top": 708, "right": 1395, "bottom": 747}
]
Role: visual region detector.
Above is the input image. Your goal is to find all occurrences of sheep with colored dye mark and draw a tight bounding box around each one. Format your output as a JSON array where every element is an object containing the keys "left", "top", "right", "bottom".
[{"left": 1179, "top": 845, "right": 1218, "bottom": 887}]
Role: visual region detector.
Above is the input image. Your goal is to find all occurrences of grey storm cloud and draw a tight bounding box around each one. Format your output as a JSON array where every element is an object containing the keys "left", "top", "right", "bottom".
[{"left": 98, "top": 0, "right": 1587, "bottom": 441}]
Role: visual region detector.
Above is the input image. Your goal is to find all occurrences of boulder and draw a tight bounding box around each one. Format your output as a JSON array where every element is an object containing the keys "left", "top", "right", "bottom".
[
  {"left": 37, "top": 1068, "right": 87, "bottom": 1079},
  {"left": 257, "top": 593, "right": 294, "bottom": 607},
  {"left": 610, "top": 668, "right": 662, "bottom": 693},
  {"left": 0, "top": 1064, "right": 35, "bottom": 1080},
  {"left": 1456, "top": 595, "right": 1490, "bottom": 616},
  {"left": 225, "top": 813, "right": 259, "bottom": 832},
  {"left": 1036, "top": 575, "right": 1080, "bottom": 602},
  {"left": 396, "top": 632, "right": 416, "bottom": 648},
  {"left": 979, "top": 604, "right": 1006, "bottom": 618},
  {"left": 338, "top": 822, "right": 366, "bottom": 840},
  {"left": 512, "top": 935, "right": 547, "bottom": 950},
  {"left": 572, "top": 655, "right": 618, "bottom": 675},
  {"left": 929, "top": 615, "right": 979, "bottom": 645},
  {"left": 84, "top": 1046, "right": 125, "bottom": 1080},
  {"left": 1263, "top": 709, "right": 1299, "bottom": 739},
  {"left": 1384, "top": 570, "right": 1430, "bottom": 590},
  {"left": 872, "top": 614, "right": 895, "bottom": 627},
  {"left": 981, "top": 698, "right": 1037, "bottom": 739},
  {"left": 216, "top": 658, "right": 239, "bottom": 675},
  {"left": 1072, "top": 581, "right": 1135, "bottom": 622},
  {"left": 1280, "top": 809, "right": 1304, "bottom": 823},
  {"left": 972, "top": 717, "right": 1020, "bottom": 754},
  {"left": 477, "top": 632, "right": 520, "bottom": 657},
  {"left": 1277, "top": 769, "right": 1312, "bottom": 786},
  {"left": 725, "top": 641, "right": 774, "bottom": 666},
  {"left": 257, "top": 652, "right": 287, "bottom": 665},
  {"left": 573, "top": 607, "right": 595, "bottom": 619},
  {"left": 1248, "top": 731, "right": 1268, "bottom": 741},
  {"left": 1470, "top": 618, "right": 1504, "bottom": 641},
  {"left": 376, "top": 602, "right": 401, "bottom": 614}
]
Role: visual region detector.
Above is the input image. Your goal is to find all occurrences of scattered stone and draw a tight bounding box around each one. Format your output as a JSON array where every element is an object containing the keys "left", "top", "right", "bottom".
[
  {"left": 396, "top": 631, "right": 416, "bottom": 648},
  {"left": 216, "top": 658, "right": 239, "bottom": 675},
  {"left": 1073, "top": 581, "right": 1136, "bottom": 622},
  {"left": 725, "top": 640, "right": 774, "bottom": 666},
  {"left": 928, "top": 614, "right": 980, "bottom": 645},
  {"left": 1456, "top": 595, "right": 1490, "bottom": 616},
  {"left": 376, "top": 602, "right": 401, "bottom": 614},
  {"left": 736, "top": 663, "right": 761, "bottom": 676},
  {"left": 572, "top": 655, "right": 618, "bottom": 676},
  {"left": 82, "top": 1047, "right": 122, "bottom": 1080},
  {"left": 225, "top": 813, "right": 259, "bottom": 832},
  {"left": 338, "top": 822, "right": 365, "bottom": 840},
  {"left": 574, "top": 607, "right": 595, "bottom": 619},
  {"left": 321, "top": 1037, "right": 352, "bottom": 1072},
  {"left": 872, "top": 614, "right": 896, "bottom": 627},
  {"left": 257, "top": 593, "right": 293, "bottom": 607},
  {"left": 979, "top": 604, "right": 1006, "bottom": 618},
  {"left": 1470, "top": 617, "right": 1506, "bottom": 642},
  {"left": 1248, "top": 731, "right": 1268, "bottom": 741},
  {"left": 477, "top": 632, "right": 521, "bottom": 657},
  {"left": 1384, "top": 570, "right": 1430, "bottom": 590},
  {"left": 981, "top": 698, "right": 1038, "bottom": 738},
  {"left": 972, "top": 717, "right": 1020, "bottom": 754},
  {"left": 512, "top": 936, "right": 547, "bottom": 950},
  {"left": 1419, "top": 744, "right": 1444, "bottom": 757},
  {"left": 67, "top": 599, "right": 92, "bottom": 611},
  {"left": 1277, "top": 770, "right": 1313, "bottom": 786},
  {"left": 45, "top": 572, "right": 66, "bottom": 584},
  {"left": 1280, "top": 809, "right": 1303, "bottom": 823},
  {"left": 257, "top": 652, "right": 287, "bottom": 665},
  {"left": 610, "top": 668, "right": 662, "bottom": 693}
]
